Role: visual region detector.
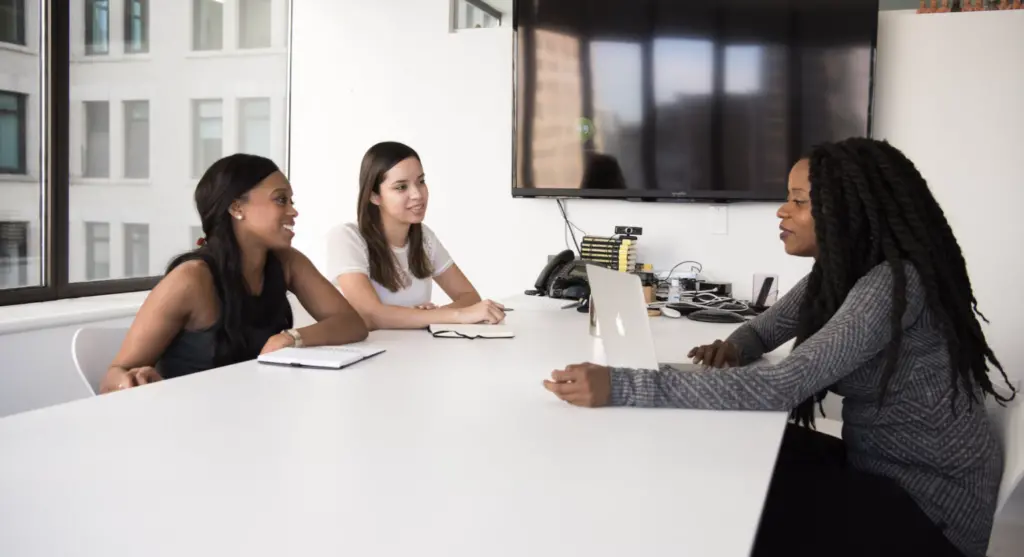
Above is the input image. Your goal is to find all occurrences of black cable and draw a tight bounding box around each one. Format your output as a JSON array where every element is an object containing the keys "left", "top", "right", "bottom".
[{"left": 557, "top": 199, "right": 581, "bottom": 256}]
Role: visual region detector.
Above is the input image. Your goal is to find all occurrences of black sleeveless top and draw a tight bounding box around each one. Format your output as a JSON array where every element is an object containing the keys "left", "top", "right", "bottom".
[{"left": 157, "top": 252, "right": 293, "bottom": 379}]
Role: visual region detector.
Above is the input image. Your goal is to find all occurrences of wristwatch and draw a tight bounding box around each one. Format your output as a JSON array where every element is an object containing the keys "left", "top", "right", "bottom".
[{"left": 282, "top": 328, "right": 303, "bottom": 348}]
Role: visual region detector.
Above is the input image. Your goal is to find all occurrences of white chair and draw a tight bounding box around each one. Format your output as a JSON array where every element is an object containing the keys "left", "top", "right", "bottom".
[
  {"left": 71, "top": 327, "right": 128, "bottom": 395},
  {"left": 989, "top": 381, "right": 1024, "bottom": 517}
]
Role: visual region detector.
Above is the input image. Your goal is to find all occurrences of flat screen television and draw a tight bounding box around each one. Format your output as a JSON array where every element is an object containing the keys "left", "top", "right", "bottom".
[{"left": 512, "top": 0, "right": 879, "bottom": 202}]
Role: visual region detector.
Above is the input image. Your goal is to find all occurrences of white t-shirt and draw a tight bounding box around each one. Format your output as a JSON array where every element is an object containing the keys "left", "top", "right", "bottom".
[{"left": 327, "top": 222, "right": 454, "bottom": 308}]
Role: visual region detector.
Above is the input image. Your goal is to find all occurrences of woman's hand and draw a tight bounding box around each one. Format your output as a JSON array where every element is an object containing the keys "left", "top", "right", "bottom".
[
  {"left": 688, "top": 340, "right": 740, "bottom": 368},
  {"left": 456, "top": 300, "right": 506, "bottom": 324},
  {"left": 260, "top": 332, "right": 296, "bottom": 355},
  {"left": 543, "top": 362, "right": 612, "bottom": 407},
  {"left": 100, "top": 366, "right": 163, "bottom": 394},
  {"left": 414, "top": 303, "right": 438, "bottom": 310}
]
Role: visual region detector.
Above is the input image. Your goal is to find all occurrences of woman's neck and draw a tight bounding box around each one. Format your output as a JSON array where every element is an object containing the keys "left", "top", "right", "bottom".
[
  {"left": 381, "top": 216, "right": 411, "bottom": 249},
  {"left": 238, "top": 238, "right": 268, "bottom": 294}
]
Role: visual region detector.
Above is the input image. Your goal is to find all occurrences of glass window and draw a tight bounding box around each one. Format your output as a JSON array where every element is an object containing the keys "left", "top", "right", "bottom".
[
  {"left": 239, "top": 0, "right": 272, "bottom": 49},
  {"left": 192, "top": 99, "right": 222, "bottom": 178},
  {"left": 123, "top": 100, "right": 149, "bottom": 178},
  {"left": 239, "top": 98, "right": 270, "bottom": 159},
  {"left": 84, "top": 222, "right": 110, "bottom": 280},
  {"left": 85, "top": 0, "right": 109, "bottom": 55},
  {"left": 0, "top": 91, "right": 26, "bottom": 174},
  {"left": 0, "top": 0, "right": 290, "bottom": 303},
  {"left": 0, "top": 221, "right": 28, "bottom": 288},
  {"left": 83, "top": 101, "right": 109, "bottom": 178},
  {"left": 124, "top": 0, "right": 148, "bottom": 53},
  {"left": 123, "top": 223, "right": 149, "bottom": 277},
  {"left": 0, "top": 0, "right": 39, "bottom": 295},
  {"left": 193, "top": 0, "right": 223, "bottom": 51},
  {"left": 0, "top": 0, "right": 25, "bottom": 45}
]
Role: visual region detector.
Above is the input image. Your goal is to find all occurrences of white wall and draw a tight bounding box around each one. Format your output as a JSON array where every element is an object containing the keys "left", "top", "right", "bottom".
[
  {"left": 0, "top": 316, "right": 132, "bottom": 417},
  {"left": 872, "top": 10, "right": 1024, "bottom": 387},
  {"left": 289, "top": 0, "right": 813, "bottom": 305}
]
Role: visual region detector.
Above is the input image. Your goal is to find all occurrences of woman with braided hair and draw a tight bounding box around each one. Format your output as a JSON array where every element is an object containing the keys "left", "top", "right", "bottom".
[{"left": 542, "top": 137, "right": 1015, "bottom": 556}]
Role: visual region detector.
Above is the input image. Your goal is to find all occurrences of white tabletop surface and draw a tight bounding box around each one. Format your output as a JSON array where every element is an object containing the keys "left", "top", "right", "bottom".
[{"left": 0, "top": 296, "right": 789, "bottom": 557}]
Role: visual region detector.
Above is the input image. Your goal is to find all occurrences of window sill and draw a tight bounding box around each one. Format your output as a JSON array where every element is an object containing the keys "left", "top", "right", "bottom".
[
  {"left": 0, "top": 290, "right": 149, "bottom": 336},
  {"left": 71, "top": 178, "right": 151, "bottom": 187},
  {"left": 0, "top": 42, "right": 33, "bottom": 55},
  {"left": 71, "top": 53, "right": 153, "bottom": 64},
  {"left": 0, "top": 174, "right": 37, "bottom": 183},
  {"left": 185, "top": 47, "right": 288, "bottom": 59}
]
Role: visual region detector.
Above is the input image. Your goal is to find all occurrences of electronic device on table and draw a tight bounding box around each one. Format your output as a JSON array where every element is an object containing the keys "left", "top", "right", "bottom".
[
  {"left": 512, "top": 0, "right": 876, "bottom": 203},
  {"left": 529, "top": 249, "right": 591, "bottom": 300}
]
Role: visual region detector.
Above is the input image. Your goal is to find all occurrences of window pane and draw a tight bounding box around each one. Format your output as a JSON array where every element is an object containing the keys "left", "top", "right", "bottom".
[
  {"left": 192, "top": 99, "right": 222, "bottom": 178},
  {"left": 84, "top": 222, "right": 110, "bottom": 280},
  {"left": 123, "top": 100, "right": 149, "bottom": 178},
  {"left": 0, "top": 1, "right": 41, "bottom": 291},
  {"left": 193, "top": 0, "right": 223, "bottom": 51},
  {"left": 239, "top": 98, "right": 270, "bottom": 158},
  {"left": 123, "top": 223, "right": 149, "bottom": 277},
  {"left": 67, "top": 1, "right": 290, "bottom": 283},
  {"left": 239, "top": 0, "right": 271, "bottom": 49},
  {"left": 124, "top": 0, "right": 148, "bottom": 53},
  {"left": 0, "top": 0, "right": 25, "bottom": 45},
  {"left": 83, "top": 101, "right": 109, "bottom": 177},
  {"left": 0, "top": 91, "right": 26, "bottom": 172},
  {"left": 85, "top": 0, "right": 109, "bottom": 55}
]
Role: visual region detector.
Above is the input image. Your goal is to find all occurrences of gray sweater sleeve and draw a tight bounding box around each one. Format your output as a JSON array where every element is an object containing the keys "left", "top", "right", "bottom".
[
  {"left": 609, "top": 263, "right": 925, "bottom": 410},
  {"left": 726, "top": 275, "right": 807, "bottom": 365}
]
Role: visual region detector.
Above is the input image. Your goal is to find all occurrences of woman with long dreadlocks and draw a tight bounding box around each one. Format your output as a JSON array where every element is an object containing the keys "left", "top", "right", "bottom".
[{"left": 542, "top": 137, "right": 1015, "bottom": 557}]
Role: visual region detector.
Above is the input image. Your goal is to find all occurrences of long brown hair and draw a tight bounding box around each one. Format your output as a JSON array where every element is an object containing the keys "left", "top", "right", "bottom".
[{"left": 357, "top": 141, "right": 433, "bottom": 292}]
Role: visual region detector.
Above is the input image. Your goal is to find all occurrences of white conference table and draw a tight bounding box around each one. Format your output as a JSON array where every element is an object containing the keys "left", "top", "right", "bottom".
[{"left": 0, "top": 295, "right": 789, "bottom": 557}]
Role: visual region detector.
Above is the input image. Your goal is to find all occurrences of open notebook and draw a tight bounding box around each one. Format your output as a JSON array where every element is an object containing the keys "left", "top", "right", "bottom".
[
  {"left": 427, "top": 324, "right": 515, "bottom": 339},
  {"left": 257, "top": 343, "right": 386, "bottom": 369}
]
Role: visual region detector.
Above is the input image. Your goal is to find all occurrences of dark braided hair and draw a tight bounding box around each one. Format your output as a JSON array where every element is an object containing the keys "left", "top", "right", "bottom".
[{"left": 790, "top": 137, "right": 1015, "bottom": 428}]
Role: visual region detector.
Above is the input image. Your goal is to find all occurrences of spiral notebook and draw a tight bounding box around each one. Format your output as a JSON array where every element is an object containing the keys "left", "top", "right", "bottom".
[{"left": 427, "top": 324, "right": 515, "bottom": 339}]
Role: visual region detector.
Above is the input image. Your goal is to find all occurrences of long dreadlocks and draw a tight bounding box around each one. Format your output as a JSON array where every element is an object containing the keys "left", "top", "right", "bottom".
[{"left": 790, "top": 137, "right": 1015, "bottom": 428}]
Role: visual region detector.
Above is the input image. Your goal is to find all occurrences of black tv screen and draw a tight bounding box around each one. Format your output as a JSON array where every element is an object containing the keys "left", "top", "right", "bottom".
[{"left": 513, "top": 0, "right": 878, "bottom": 202}]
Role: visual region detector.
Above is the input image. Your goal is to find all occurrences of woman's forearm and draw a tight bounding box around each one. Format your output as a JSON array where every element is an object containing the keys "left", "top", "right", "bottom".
[
  {"left": 367, "top": 305, "right": 465, "bottom": 330},
  {"left": 297, "top": 314, "right": 369, "bottom": 346},
  {"left": 442, "top": 291, "right": 481, "bottom": 310}
]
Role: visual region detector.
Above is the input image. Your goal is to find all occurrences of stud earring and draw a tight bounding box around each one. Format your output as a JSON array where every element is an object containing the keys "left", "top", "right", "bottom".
[{"left": 235, "top": 214, "right": 243, "bottom": 221}]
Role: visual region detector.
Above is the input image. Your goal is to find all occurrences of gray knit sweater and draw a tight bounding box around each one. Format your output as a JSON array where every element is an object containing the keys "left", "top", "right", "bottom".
[{"left": 610, "top": 262, "right": 1002, "bottom": 557}]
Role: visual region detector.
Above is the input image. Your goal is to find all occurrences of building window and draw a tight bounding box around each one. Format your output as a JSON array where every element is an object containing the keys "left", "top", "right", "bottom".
[
  {"left": 84, "top": 222, "right": 110, "bottom": 280},
  {"left": 0, "top": 221, "right": 28, "bottom": 288},
  {"left": 0, "top": 0, "right": 25, "bottom": 45},
  {"left": 239, "top": 0, "right": 272, "bottom": 49},
  {"left": 192, "top": 99, "right": 222, "bottom": 178},
  {"left": 193, "top": 0, "right": 223, "bottom": 51},
  {"left": 84, "top": 101, "right": 109, "bottom": 178},
  {"left": 123, "top": 223, "right": 149, "bottom": 277},
  {"left": 239, "top": 98, "right": 270, "bottom": 159},
  {"left": 0, "top": 90, "right": 26, "bottom": 175},
  {"left": 123, "top": 100, "right": 149, "bottom": 178},
  {"left": 124, "top": 0, "right": 148, "bottom": 53},
  {"left": 85, "top": 0, "right": 109, "bottom": 55}
]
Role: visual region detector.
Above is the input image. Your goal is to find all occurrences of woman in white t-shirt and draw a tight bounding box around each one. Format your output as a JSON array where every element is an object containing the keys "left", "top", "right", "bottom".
[{"left": 328, "top": 141, "right": 505, "bottom": 330}]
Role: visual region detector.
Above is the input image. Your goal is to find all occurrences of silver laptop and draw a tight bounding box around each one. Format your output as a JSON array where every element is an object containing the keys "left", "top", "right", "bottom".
[{"left": 585, "top": 264, "right": 660, "bottom": 370}]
